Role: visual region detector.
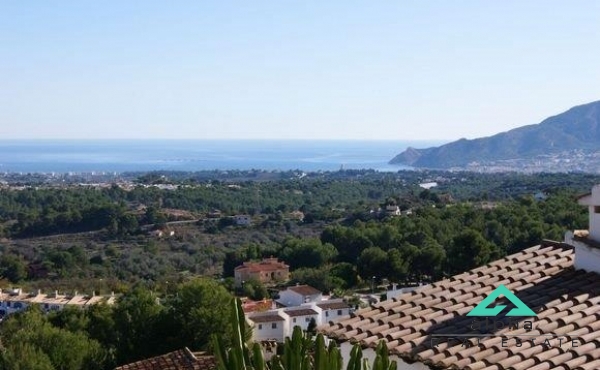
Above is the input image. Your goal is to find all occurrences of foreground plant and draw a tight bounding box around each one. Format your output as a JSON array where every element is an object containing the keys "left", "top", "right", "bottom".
[{"left": 212, "top": 299, "right": 397, "bottom": 370}]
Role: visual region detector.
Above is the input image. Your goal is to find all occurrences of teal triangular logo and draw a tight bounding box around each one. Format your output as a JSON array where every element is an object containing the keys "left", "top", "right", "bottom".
[{"left": 467, "top": 284, "right": 536, "bottom": 317}]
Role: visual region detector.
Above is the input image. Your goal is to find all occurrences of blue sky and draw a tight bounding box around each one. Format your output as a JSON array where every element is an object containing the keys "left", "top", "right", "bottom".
[{"left": 1, "top": 1, "right": 599, "bottom": 140}]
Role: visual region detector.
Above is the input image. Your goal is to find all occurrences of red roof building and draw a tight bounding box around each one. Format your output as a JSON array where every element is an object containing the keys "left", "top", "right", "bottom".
[{"left": 234, "top": 258, "right": 289, "bottom": 287}]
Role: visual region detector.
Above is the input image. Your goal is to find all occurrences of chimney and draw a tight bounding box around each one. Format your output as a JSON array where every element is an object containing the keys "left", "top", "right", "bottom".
[{"left": 565, "top": 184, "right": 600, "bottom": 274}]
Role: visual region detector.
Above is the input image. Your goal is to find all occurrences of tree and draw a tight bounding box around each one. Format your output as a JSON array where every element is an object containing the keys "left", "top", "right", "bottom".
[
  {"left": 413, "top": 242, "right": 446, "bottom": 279},
  {"left": 447, "top": 229, "right": 495, "bottom": 274},
  {"left": 0, "top": 307, "right": 106, "bottom": 370},
  {"left": 306, "top": 318, "right": 317, "bottom": 335},
  {"left": 167, "top": 278, "right": 235, "bottom": 351},
  {"left": 112, "top": 288, "right": 164, "bottom": 365},
  {"left": 0, "top": 254, "right": 28, "bottom": 283},
  {"left": 291, "top": 268, "right": 345, "bottom": 294},
  {"left": 329, "top": 263, "right": 358, "bottom": 289},
  {"left": 279, "top": 238, "right": 338, "bottom": 270},
  {"left": 0, "top": 342, "right": 55, "bottom": 370},
  {"left": 357, "top": 247, "right": 388, "bottom": 281},
  {"left": 242, "top": 279, "right": 268, "bottom": 301},
  {"left": 387, "top": 249, "right": 408, "bottom": 283}
]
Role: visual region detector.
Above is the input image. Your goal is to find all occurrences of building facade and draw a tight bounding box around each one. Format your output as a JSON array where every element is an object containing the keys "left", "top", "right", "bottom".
[
  {"left": 0, "top": 288, "right": 115, "bottom": 318},
  {"left": 234, "top": 258, "right": 290, "bottom": 287},
  {"left": 276, "top": 285, "right": 322, "bottom": 307},
  {"left": 247, "top": 299, "right": 350, "bottom": 343}
]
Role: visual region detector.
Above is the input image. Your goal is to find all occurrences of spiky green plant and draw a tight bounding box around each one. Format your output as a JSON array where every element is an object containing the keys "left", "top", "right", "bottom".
[{"left": 212, "top": 299, "right": 397, "bottom": 370}]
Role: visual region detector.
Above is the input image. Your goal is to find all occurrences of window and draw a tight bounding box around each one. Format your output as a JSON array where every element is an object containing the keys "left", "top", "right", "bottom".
[
  {"left": 258, "top": 324, "right": 263, "bottom": 330},
  {"left": 293, "top": 318, "right": 296, "bottom": 323},
  {"left": 595, "top": 206, "right": 600, "bottom": 213},
  {"left": 337, "top": 310, "right": 343, "bottom": 315},
  {"left": 272, "top": 323, "right": 277, "bottom": 329},
  {"left": 325, "top": 311, "right": 329, "bottom": 317},
  {"left": 305, "top": 317, "right": 310, "bottom": 322}
]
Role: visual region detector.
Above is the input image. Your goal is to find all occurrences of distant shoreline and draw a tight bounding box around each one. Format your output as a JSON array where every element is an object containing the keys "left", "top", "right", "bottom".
[{"left": 0, "top": 139, "right": 441, "bottom": 174}]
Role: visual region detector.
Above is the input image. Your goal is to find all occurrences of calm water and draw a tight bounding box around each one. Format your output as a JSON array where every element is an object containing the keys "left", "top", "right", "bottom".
[{"left": 0, "top": 140, "right": 444, "bottom": 173}]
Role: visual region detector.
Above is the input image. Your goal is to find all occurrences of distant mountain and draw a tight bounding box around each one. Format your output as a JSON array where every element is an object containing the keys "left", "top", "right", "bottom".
[{"left": 389, "top": 101, "right": 600, "bottom": 170}]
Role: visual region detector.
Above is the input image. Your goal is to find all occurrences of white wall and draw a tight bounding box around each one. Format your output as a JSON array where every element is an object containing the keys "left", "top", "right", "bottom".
[
  {"left": 252, "top": 320, "right": 288, "bottom": 342},
  {"left": 278, "top": 290, "right": 303, "bottom": 306},
  {"left": 288, "top": 314, "right": 319, "bottom": 332},
  {"left": 578, "top": 185, "right": 600, "bottom": 241},
  {"left": 572, "top": 240, "right": 600, "bottom": 274},
  {"left": 278, "top": 290, "right": 322, "bottom": 307},
  {"left": 321, "top": 308, "right": 350, "bottom": 324},
  {"left": 589, "top": 204, "right": 600, "bottom": 241},
  {"left": 0, "top": 301, "right": 28, "bottom": 315}
]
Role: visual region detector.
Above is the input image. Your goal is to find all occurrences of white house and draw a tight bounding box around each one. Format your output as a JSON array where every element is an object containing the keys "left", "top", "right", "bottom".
[
  {"left": 248, "top": 300, "right": 350, "bottom": 343},
  {"left": 316, "top": 300, "right": 351, "bottom": 323},
  {"left": 0, "top": 289, "right": 115, "bottom": 318},
  {"left": 564, "top": 184, "right": 600, "bottom": 274},
  {"left": 385, "top": 205, "right": 401, "bottom": 216},
  {"left": 284, "top": 307, "right": 319, "bottom": 332},
  {"left": 247, "top": 312, "right": 288, "bottom": 342},
  {"left": 385, "top": 283, "right": 427, "bottom": 301},
  {"left": 276, "top": 285, "right": 322, "bottom": 307}
]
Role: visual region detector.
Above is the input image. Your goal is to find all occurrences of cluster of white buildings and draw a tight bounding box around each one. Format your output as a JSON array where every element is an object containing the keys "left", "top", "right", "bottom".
[
  {"left": 246, "top": 285, "right": 351, "bottom": 343},
  {"left": 0, "top": 288, "right": 116, "bottom": 318}
]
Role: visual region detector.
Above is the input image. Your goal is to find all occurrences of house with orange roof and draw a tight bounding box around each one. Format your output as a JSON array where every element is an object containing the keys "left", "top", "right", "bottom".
[
  {"left": 234, "top": 257, "right": 289, "bottom": 288},
  {"left": 114, "top": 347, "right": 216, "bottom": 370}
]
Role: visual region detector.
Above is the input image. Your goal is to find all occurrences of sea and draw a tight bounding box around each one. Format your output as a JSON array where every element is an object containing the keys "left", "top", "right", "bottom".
[{"left": 0, "top": 140, "right": 444, "bottom": 173}]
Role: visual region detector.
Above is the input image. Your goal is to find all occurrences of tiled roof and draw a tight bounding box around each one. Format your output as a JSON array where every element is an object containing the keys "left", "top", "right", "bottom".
[
  {"left": 285, "top": 308, "right": 319, "bottom": 317},
  {"left": 248, "top": 314, "right": 286, "bottom": 323},
  {"left": 321, "top": 242, "right": 600, "bottom": 370},
  {"left": 0, "top": 289, "right": 114, "bottom": 306},
  {"left": 317, "top": 301, "right": 351, "bottom": 310},
  {"left": 287, "top": 285, "right": 322, "bottom": 296},
  {"left": 114, "top": 348, "right": 216, "bottom": 370},
  {"left": 242, "top": 299, "right": 274, "bottom": 313}
]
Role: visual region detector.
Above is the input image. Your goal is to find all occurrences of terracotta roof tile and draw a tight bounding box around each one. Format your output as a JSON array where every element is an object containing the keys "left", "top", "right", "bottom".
[
  {"left": 320, "top": 242, "right": 600, "bottom": 369},
  {"left": 114, "top": 348, "right": 216, "bottom": 370},
  {"left": 248, "top": 314, "right": 285, "bottom": 323},
  {"left": 284, "top": 308, "right": 318, "bottom": 317},
  {"left": 316, "top": 301, "right": 350, "bottom": 310}
]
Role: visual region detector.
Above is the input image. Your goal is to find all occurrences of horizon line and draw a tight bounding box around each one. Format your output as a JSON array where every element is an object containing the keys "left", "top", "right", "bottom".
[{"left": 0, "top": 138, "right": 451, "bottom": 142}]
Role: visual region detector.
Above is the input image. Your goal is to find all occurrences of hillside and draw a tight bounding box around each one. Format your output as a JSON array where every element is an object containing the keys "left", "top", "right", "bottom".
[{"left": 390, "top": 101, "right": 600, "bottom": 171}]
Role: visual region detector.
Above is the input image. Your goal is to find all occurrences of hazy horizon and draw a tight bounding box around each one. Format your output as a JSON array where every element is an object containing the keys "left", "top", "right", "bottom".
[{"left": 2, "top": 1, "right": 599, "bottom": 141}]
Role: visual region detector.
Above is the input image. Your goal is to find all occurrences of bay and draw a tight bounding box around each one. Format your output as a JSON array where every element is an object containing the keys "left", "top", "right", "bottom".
[{"left": 0, "top": 140, "right": 445, "bottom": 173}]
